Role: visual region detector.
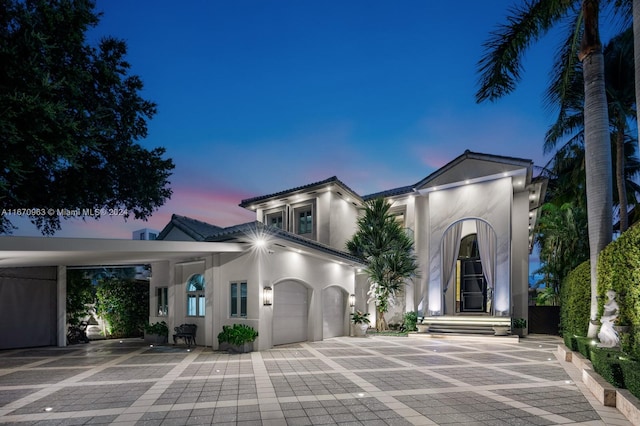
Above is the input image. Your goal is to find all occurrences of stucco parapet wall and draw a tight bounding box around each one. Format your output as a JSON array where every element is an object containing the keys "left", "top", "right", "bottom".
[{"left": 0, "top": 236, "right": 244, "bottom": 267}]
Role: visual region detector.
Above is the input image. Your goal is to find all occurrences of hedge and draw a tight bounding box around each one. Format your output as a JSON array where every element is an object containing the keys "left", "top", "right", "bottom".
[
  {"left": 561, "top": 260, "right": 591, "bottom": 340},
  {"left": 590, "top": 348, "right": 625, "bottom": 388},
  {"left": 597, "top": 223, "right": 640, "bottom": 359},
  {"left": 620, "top": 358, "right": 640, "bottom": 400}
]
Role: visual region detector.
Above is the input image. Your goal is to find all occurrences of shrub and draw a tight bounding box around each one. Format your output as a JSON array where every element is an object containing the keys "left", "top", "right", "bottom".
[
  {"left": 217, "top": 324, "right": 258, "bottom": 346},
  {"left": 95, "top": 278, "right": 149, "bottom": 338},
  {"left": 596, "top": 223, "right": 640, "bottom": 359},
  {"left": 560, "top": 261, "right": 591, "bottom": 340},
  {"left": 512, "top": 318, "right": 527, "bottom": 329},
  {"left": 590, "top": 348, "right": 624, "bottom": 388},
  {"left": 350, "top": 311, "right": 370, "bottom": 325},
  {"left": 403, "top": 311, "right": 418, "bottom": 332},
  {"left": 144, "top": 321, "right": 168, "bottom": 337},
  {"left": 575, "top": 336, "right": 596, "bottom": 359},
  {"left": 564, "top": 334, "right": 578, "bottom": 351},
  {"left": 620, "top": 359, "right": 640, "bottom": 399}
]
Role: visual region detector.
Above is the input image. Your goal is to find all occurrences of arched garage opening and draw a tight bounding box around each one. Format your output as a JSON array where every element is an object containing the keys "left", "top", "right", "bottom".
[
  {"left": 322, "top": 285, "right": 347, "bottom": 339},
  {"left": 272, "top": 280, "right": 309, "bottom": 346}
]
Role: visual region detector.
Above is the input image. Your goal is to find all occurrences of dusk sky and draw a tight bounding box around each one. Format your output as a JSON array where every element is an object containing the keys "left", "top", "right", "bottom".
[{"left": 11, "top": 1, "right": 599, "bottom": 238}]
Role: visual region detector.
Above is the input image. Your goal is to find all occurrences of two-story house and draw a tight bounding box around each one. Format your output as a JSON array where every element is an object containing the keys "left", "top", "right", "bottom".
[
  {"left": 149, "top": 150, "right": 545, "bottom": 350},
  {"left": 0, "top": 150, "right": 545, "bottom": 350}
]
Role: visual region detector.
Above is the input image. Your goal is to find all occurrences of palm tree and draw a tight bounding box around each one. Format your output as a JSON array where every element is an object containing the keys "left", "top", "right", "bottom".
[
  {"left": 475, "top": 0, "right": 628, "bottom": 337},
  {"left": 346, "top": 198, "right": 419, "bottom": 331},
  {"left": 545, "top": 28, "right": 638, "bottom": 231},
  {"left": 534, "top": 202, "right": 589, "bottom": 298}
]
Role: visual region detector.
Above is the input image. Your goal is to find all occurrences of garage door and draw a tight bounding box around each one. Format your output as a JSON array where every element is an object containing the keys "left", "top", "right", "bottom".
[
  {"left": 322, "top": 286, "right": 346, "bottom": 339},
  {"left": 0, "top": 267, "right": 57, "bottom": 349},
  {"left": 272, "top": 281, "right": 308, "bottom": 346}
]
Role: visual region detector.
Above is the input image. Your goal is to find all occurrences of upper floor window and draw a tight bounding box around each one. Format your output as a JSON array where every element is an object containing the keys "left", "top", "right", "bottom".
[
  {"left": 186, "top": 274, "right": 205, "bottom": 317},
  {"left": 297, "top": 207, "right": 313, "bottom": 235},
  {"left": 265, "top": 211, "right": 283, "bottom": 229}
]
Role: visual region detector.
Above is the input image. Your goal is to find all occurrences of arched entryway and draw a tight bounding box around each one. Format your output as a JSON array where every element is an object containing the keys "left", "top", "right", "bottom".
[
  {"left": 322, "top": 286, "right": 347, "bottom": 339},
  {"left": 272, "top": 280, "right": 309, "bottom": 346},
  {"left": 442, "top": 219, "right": 497, "bottom": 315}
]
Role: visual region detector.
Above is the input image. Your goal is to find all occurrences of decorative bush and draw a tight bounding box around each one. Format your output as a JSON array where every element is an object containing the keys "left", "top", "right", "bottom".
[
  {"left": 403, "top": 311, "right": 418, "bottom": 332},
  {"left": 512, "top": 318, "right": 527, "bottom": 329},
  {"left": 620, "top": 359, "right": 640, "bottom": 400},
  {"left": 590, "top": 348, "right": 625, "bottom": 388},
  {"left": 564, "top": 334, "right": 578, "bottom": 351},
  {"left": 350, "top": 311, "right": 371, "bottom": 325},
  {"left": 95, "top": 278, "right": 149, "bottom": 338},
  {"left": 575, "top": 336, "right": 595, "bottom": 360},
  {"left": 597, "top": 223, "right": 640, "bottom": 359},
  {"left": 144, "top": 321, "right": 168, "bottom": 337},
  {"left": 560, "top": 260, "right": 591, "bottom": 339},
  {"left": 217, "top": 324, "right": 258, "bottom": 346}
]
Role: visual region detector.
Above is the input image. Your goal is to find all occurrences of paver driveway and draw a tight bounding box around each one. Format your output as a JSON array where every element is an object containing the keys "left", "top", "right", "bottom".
[{"left": 0, "top": 334, "right": 631, "bottom": 425}]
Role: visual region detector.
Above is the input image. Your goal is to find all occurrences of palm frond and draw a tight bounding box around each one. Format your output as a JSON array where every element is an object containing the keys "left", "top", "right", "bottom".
[{"left": 475, "top": 0, "right": 574, "bottom": 103}]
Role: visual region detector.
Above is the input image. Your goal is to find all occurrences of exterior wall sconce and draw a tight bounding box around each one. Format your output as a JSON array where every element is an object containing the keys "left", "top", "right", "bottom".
[
  {"left": 263, "top": 286, "right": 273, "bottom": 306},
  {"left": 349, "top": 294, "right": 355, "bottom": 307}
]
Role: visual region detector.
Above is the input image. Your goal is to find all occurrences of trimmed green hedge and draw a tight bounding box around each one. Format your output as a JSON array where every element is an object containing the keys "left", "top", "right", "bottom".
[
  {"left": 590, "top": 348, "right": 625, "bottom": 388},
  {"left": 561, "top": 260, "right": 591, "bottom": 339},
  {"left": 597, "top": 223, "right": 640, "bottom": 359},
  {"left": 620, "top": 358, "right": 640, "bottom": 400},
  {"left": 575, "top": 336, "right": 595, "bottom": 360}
]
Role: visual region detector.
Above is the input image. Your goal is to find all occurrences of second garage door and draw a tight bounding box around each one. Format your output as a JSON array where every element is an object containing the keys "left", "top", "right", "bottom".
[
  {"left": 322, "top": 286, "right": 346, "bottom": 339},
  {"left": 272, "top": 281, "right": 308, "bottom": 346}
]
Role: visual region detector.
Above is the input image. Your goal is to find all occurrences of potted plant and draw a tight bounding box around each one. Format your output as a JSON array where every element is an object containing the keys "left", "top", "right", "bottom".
[
  {"left": 512, "top": 318, "right": 527, "bottom": 337},
  {"left": 351, "top": 310, "right": 370, "bottom": 337},
  {"left": 492, "top": 323, "right": 510, "bottom": 336},
  {"left": 144, "top": 321, "right": 168, "bottom": 344},
  {"left": 217, "top": 324, "right": 258, "bottom": 353}
]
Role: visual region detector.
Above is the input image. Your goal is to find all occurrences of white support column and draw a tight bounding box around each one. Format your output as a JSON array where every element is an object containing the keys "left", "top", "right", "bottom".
[{"left": 57, "top": 265, "right": 67, "bottom": 347}]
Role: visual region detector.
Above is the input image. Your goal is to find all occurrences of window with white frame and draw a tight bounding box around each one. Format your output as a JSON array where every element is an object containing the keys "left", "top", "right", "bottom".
[
  {"left": 157, "top": 287, "right": 168, "bottom": 316},
  {"left": 295, "top": 206, "right": 313, "bottom": 235},
  {"left": 265, "top": 211, "right": 284, "bottom": 229},
  {"left": 186, "top": 274, "right": 205, "bottom": 317},
  {"left": 230, "top": 281, "right": 247, "bottom": 317}
]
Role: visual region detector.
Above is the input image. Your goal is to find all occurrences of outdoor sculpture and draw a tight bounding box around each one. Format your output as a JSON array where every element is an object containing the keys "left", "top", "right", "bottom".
[{"left": 597, "top": 290, "right": 620, "bottom": 348}]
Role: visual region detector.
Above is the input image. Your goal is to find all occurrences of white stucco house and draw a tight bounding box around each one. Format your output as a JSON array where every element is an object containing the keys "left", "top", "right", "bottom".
[{"left": 0, "top": 150, "right": 545, "bottom": 350}]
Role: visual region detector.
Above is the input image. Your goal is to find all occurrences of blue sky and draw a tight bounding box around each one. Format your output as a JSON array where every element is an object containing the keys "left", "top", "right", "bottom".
[{"left": 13, "top": 1, "right": 573, "bottom": 238}]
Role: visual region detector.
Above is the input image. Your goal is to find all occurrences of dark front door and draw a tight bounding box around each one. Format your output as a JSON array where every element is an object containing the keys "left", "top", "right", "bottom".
[{"left": 460, "top": 259, "right": 486, "bottom": 312}]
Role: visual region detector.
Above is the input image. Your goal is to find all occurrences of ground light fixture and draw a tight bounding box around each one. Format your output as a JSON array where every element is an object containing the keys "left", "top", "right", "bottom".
[{"left": 263, "top": 286, "right": 273, "bottom": 305}]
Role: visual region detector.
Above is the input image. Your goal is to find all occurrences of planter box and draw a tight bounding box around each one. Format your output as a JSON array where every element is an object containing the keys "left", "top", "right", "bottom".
[
  {"left": 144, "top": 333, "right": 168, "bottom": 345},
  {"left": 416, "top": 324, "right": 430, "bottom": 333},
  {"left": 219, "top": 342, "right": 254, "bottom": 354},
  {"left": 492, "top": 326, "right": 509, "bottom": 336},
  {"left": 351, "top": 323, "right": 369, "bottom": 337}
]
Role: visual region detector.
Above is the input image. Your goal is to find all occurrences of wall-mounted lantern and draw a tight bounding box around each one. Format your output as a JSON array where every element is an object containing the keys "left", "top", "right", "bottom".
[
  {"left": 349, "top": 294, "right": 355, "bottom": 307},
  {"left": 263, "top": 286, "right": 273, "bottom": 306}
]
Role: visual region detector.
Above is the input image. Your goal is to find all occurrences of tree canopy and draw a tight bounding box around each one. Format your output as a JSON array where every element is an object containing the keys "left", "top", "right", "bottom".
[{"left": 0, "top": 0, "right": 174, "bottom": 235}]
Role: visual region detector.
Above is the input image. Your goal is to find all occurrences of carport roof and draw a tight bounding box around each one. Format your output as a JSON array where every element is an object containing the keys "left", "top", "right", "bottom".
[{"left": 0, "top": 236, "right": 244, "bottom": 268}]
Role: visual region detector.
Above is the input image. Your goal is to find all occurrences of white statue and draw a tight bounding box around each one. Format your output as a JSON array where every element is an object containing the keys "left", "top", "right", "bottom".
[{"left": 597, "top": 290, "right": 620, "bottom": 348}]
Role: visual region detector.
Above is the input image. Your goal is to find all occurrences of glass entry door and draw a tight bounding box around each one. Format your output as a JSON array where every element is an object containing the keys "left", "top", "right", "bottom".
[{"left": 460, "top": 259, "right": 486, "bottom": 312}]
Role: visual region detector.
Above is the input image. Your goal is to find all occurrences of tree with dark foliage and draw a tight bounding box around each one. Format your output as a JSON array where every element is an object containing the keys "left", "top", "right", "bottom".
[{"left": 0, "top": 0, "right": 174, "bottom": 235}]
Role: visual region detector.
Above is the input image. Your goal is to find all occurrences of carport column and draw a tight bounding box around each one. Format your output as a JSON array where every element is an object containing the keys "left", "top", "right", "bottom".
[{"left": 57, "top": 265, "right": 67, "bottom": 347}]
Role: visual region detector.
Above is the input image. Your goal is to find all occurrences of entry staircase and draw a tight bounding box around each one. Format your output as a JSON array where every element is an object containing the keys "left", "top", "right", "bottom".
[{"left": 419, "top": 316, "right": 511, "bottom": 335}]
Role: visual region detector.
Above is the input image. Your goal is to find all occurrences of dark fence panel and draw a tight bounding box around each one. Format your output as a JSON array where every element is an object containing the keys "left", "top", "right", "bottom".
[{"left": 528, "top": 306, "right": 561, "bottom": 335}]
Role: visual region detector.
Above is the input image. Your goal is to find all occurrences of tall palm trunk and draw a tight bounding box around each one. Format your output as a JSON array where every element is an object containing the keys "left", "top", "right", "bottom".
[
  {"left": 615, "top": 117, "right": 628, "bottom": 233},
  {"left": 634, "top": 0, "right": 640, "bottom": 154},
  {"left": 581, "top": 0, "right": 613, "bottom": 338}
]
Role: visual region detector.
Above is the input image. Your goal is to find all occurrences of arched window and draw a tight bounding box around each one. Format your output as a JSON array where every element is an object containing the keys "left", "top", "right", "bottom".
[{"left": 186, "top": 274, "right": 205, "bottom": 317}]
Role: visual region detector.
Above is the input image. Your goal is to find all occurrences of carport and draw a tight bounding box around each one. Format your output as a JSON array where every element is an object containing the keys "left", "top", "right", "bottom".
[{"left": 0, "top": 236, "right": 243, "bottom": 349}]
